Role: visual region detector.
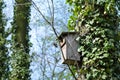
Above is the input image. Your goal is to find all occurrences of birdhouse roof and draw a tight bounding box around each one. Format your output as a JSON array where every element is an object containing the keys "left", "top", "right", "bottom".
[{"left": 58, "top": 32, "right": 78, "bottom": 41}]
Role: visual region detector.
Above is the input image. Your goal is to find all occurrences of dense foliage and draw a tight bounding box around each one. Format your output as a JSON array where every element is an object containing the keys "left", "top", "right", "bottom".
[
  {"left": 0, "top": 0, "right": 9, "bottom": 79},
  {"left": 10, "top": 0, "right": 31, "bottom": 80},
  {"left": 66, "top": 0, "right": 120, "bottom": 79}
]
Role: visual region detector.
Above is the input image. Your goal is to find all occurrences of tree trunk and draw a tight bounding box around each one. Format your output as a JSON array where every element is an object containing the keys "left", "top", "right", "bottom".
[
  {"left": 10, "top": 0, "right": 31, "bottom": 80},
  {"left": 0, "top": 1, "right": 9, "bottom": 79}
]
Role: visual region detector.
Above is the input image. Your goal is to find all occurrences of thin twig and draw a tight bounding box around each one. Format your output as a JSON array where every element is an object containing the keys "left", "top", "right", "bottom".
[
  {"left": 30, "top": 0, "right": 77, "bottom": 79},
  {"left": 30, "top": 0, "right": 51, "bottom": 25},
  {"left": 30, "top": 0, "right": 59, "bottom": 38},
  {"left": 46, "top": 0, "right": 52, "bottom": 17}
]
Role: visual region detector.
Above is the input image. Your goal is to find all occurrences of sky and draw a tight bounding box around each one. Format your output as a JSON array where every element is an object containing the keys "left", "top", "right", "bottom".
[
  {"left": 3, "top": 0, "right": 70, "bottom": 80},
  {"left": 3, "top": 0, "right": 120, "bottom": 79},
  {"left": 29, "top": 0, "right": 70, "bottom": 79}
]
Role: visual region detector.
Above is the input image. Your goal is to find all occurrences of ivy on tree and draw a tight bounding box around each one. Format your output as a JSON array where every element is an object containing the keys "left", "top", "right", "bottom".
[
  {"left": 66, "top": 0, "right": 120, "bottom": 80},
  {"left": 10, "top": 0, "right": 31, "bottom": 80},
  {"left": 0, "top": 1, "right": 9, "bottom": 79}
]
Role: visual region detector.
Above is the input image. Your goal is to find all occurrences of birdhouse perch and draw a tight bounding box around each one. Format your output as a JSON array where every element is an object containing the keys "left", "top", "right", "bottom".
[{"left": 58, "top": 32, "right": 81, "bottom": 65}]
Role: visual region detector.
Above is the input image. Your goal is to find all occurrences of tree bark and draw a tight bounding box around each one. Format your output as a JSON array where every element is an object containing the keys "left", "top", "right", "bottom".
[{"left": 10, "top": 0, "right": 31, "bottom": 80}]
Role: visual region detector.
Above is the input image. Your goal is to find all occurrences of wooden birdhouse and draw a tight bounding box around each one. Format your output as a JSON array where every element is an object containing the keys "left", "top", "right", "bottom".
[{"left": 58, "top": 32, "right": 80, "bottom": 65}]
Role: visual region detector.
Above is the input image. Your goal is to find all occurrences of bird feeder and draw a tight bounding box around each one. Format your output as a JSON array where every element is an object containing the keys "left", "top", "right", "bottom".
[{"left": 58, "top": 32, "right": 80, "bottom": 65}]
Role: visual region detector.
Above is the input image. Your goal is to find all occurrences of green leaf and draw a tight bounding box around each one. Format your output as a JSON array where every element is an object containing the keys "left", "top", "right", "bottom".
[
  {"left": 78, "top": 46, "right": 84, "bottom": 52},
  {"left": 103, "top": 53, "right": 109, "bottom": 57},
  {"left": 92, "top": 47, "right": 97, "bottom": 53},
  {"left": 102, "top": 74, "right": 107, "bottom": 79},
  {"left": 76, "top": 37, "right": 80, "bottom": 41}
]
